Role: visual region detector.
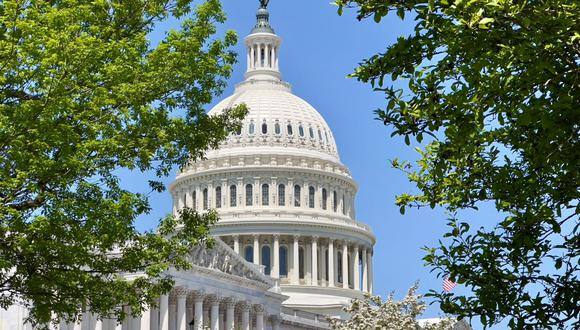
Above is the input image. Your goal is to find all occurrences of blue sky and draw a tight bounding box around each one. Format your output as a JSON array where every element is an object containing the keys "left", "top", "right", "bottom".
[{"left": 127, "top": 1, "right": 510, "bottom": 328}]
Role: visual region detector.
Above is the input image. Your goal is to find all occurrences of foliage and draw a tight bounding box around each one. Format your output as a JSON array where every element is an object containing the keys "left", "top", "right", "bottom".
[
  {"left": 335, "top": 0, "right": 579, "bottom": 328},
  {"left": 0, "top": 0, "right": 246, "bottom": 327},
  {"left": 328, "top": 284, "right": 455, "bottom": 330}
]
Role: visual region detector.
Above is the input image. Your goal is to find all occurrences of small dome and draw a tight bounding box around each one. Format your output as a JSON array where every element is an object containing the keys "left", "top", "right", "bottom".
[{"left": 208, "top": 82, "right": 340, "bottom": 162}]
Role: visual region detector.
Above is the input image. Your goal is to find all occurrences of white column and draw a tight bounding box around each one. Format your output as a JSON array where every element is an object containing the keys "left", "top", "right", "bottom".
[
  {"left": 292, "top": 235, "right": 299, "bottom": 284},
  {"left": 328, "top": 239, "right": 335, "bottom": 287},
  {"left": 233, "top": 235, "right": 240, "bottom": 254},
  {"left": 272, "top": 234, "right": 280, "bottom": 278},
  {"left": 151, "top": 303, "right": 159, "bottom": 330},
  {"left": 342, "top": 243, "right": 349, "bottom": 289},
  {"left": 253, "top": 234, "right": 260, "bottom": 266},
  {"left": 225, "top": 299, "right": 235, "bottom": 330},
  {"left": 250, "top": 46, "right": 255, "bottom": 69},
  {"left": 241, "top": 303, "right": 250, "bottom": 330},
  {"left": 362, "top": 247, "right": 368, "bottom": 292},
  {"left": 140, "top": 305, "right": 151, "bottom": 330},
  {"left": 209, "top": 297, "right": 219, "bottom": 330},
  {"left": 320, "top": 243, "right": 327, "bottom": 286},
  {"left": 176, "top": 289, "right": 187, "bottom": 330},
  {"left": 311, "top": 236, "right": 318, "bottom": 286},
  {"left": 193, "top": 293, "right": 204, "bottom": 330},
  {"left": 254, "top": 306, "right": 264, "bottom": 330},
  {"left": 247, "top": 47, "right": 251, "bottom": 70},
  {"left": 94, "top": 316, "right": 102, "bottom": 330},
  {"left": 194, "top": 186, "right": 200, "bottom": 211},
  {"left": 159, "top": 295, "right": 169, "bottom": 330},
  {"left": 353, "top": 245, "right": 360, "bottom": 291}
]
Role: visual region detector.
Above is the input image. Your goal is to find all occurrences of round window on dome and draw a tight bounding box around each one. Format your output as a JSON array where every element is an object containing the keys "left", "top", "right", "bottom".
[
  {"left": 287, "top": 123, "right": 293, "bottom": 136},
  {"left": 275, "top": 122, "right": 281, "bottom": 135},
  {"left": 299, "top": 125, "right": 304, "bottom": 137},
  {"left": 309, "top": 127, "right": 314, "bottom": 139},
  {"left": 248, "top": 122, "right": 255, "bottom": 135},
  {"left": 262, "top": 122, "right": 268, "bottom": 134},
  {"left": 318, "top": 129, "right": 323, "bottom": 142}
]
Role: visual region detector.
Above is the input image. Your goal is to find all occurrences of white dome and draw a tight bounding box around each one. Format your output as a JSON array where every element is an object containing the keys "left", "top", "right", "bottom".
[{"left": 208, "top": 79, "right": 340, "bottom": 163}]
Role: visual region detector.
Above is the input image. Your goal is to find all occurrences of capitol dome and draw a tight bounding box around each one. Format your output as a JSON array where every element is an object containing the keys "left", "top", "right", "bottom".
[{"left": 169, "top": 3, "right": 375, "bottom": 318}]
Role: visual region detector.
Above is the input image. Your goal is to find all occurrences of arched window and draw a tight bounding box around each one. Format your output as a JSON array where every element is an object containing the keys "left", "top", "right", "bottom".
[
  {"left": 308, "top": 186, "right": 315, "bottom": 208},
  {"left": 294, "top": 185, "right": 301, "bottom": 207},
  {"left": 325, "top": 131, "right": 329, "bottom": 143},
  {"left": 298, "top": 125, "right": 304, "bottom": 137},
  {"left": 215, "top": 186, "right": 221, "bottom": 208},
  {"left": 318, "top": 129, "right": 323, "bottom": 141},
  {"left": 202, "top": 188, "right": 208, "bottom": 210},
  {"left": 275, "top": 122, "right": 281, "bottom": 135},
  {"left": 322, "top": 188, "right": 327, "bottom": 210},
  {"left": 262, "top": 184, "right": 269, "bottom": 206},
  {"left": 280, "top": 246, "right": 288, "bottom": 277},
  {"left": 192, "top": 190, "right": 197, "bottom": 210},
  {"left": 244, "top": 246, "right": 253, "bottom": 263},
  {"left": 245, "top": 184, "right": 253, "bottom": 206},
  {"left": 262, "top": 122, "right": 268, "bottom": 134},
  {"left": 287, "top": 123, "right": 293, "bottom": 136},
  {"left": 230, "top": 185, "right": 237, "bottom": 207},
  {"left": 299, "top": 247, "right": 305, "bottom": 279},
  {"left": 262, "top": 245, "right": 271, "bottom": 276},
  {"left": 337, "top": 251, "right": 343, "bottom": 283},
  {"left": 333, "top": 191, "right": 338, "bottom": 212},
  {"left": 278, "top": 184, "right": 285, "bottom": 206},
  {"left": 342, "top": 195, "right": 346, "bottom": 215},
  {"left": 309, "top": 127, "right": 314, "bottom": 139},
  {"left": 235, "top": 125, "right": 242, "bottom": 135},
  {"left": 248, "top": 122, "right": 255, "bottom": 135}
]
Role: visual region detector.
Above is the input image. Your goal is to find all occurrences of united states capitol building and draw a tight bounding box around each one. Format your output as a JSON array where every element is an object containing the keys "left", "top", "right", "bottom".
[{"left": 1, "top": 3, "right": 471, "bottom": 330}]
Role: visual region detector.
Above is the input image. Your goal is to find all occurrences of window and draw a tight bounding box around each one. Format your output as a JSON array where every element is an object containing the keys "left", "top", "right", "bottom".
[
  {"left": 280, "top": 246, "right": 288, "bottom": 277},
  {"left": 245, "top": 246, "right": 253, "bottom": 263},
  {"left": 325, "top": 250, "right": 329, "bottom": 282},
  {"left": 278, "top": 184, "right": 285, "bottom": 206},
  {"left": 325, "top": 131, "right": 329, "bottom": 144},
  {"left": 294, "top": 185, "right": 301, "bottom": 207},
  {"left": 287, "top": 124, "right": 293, "bottom": 136},
  {"left": 318, "top": 129, "right": 323, "bottom": 142},
  {"left": 192, "top": 190, "right": 197, "bottom": 210},
  {"left": 333, "top": 191, "right": 338, "bottom": 212},
  {"left": 248, "top": 122, "right": 255, "bottom": 135},
  {"left": 215, "top": 186, "right": 221, "bottom": 208},
  {"left": 342, "top": 195, "right": 346, "bottom": 215},
  {"left": 308, "top": 186, "right": 315, "bottom": 208},
  {"left": 262, "top": 122, "right": 268, "bottom": 134},
  {"left": 262, "top": 245, "right": 271, "bottom": 276},
  {"left": 230, "top": 185, "right": 237, "bottom": 207},
  {"left": 246, "top": 184, "right": 253, "bottom": 206},
  {"left": 299, "top": 247, "right": 305, "bottom": 279},
  {"left": 203, "top": 188, "right": 208, "bottom": 210},
  {"left": 274, "top": 122, "right": 281, "bottom": 135},
  {"left": 337, "top": 251, "right": 343, "bottom": 283},
  {"left": 235, "top": 125, "right": 242, "bottom": 135},
  {"left": 322, "top": 188, "right": 327, "bottom": 210},
  {"left": 262, "top": 184, "right": 269, "bottom": 206},
  {"left": 309, "top": 127, "right": 314, "bottom": 139},
  {"left": 298, "top": 125, "right": 304, "bottom": 137}
]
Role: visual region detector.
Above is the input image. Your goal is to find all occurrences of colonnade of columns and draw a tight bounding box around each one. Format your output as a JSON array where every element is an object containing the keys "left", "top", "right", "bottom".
[
  {"left": 56, "top": 289, "right": 280, "bottom": 330},
  {"left": 247, "top": 43, "right": 278, "bottom": 71},
  {"left": 227, "top": 234, "right": 373, "bottom": 292}
]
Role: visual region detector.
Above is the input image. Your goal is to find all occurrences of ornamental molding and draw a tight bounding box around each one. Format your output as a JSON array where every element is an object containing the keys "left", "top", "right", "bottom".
[{"left": 185, "top": 238, "right": 274, "bottom": 290}]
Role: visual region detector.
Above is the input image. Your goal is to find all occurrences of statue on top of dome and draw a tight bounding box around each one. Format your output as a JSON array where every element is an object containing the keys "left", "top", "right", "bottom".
[{"left": 259, "top": 0, "right": 269, "bottom": 9}]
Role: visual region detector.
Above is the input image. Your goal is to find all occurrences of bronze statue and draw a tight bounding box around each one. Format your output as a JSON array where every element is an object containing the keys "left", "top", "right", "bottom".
[{"left": 259, "top": 0, "right": 269, "bottom": 8}]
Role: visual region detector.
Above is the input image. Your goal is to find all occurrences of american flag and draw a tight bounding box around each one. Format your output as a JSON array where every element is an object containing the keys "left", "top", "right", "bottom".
[{"left": 443, "top": 277, "right": 457, "bottom": 292}]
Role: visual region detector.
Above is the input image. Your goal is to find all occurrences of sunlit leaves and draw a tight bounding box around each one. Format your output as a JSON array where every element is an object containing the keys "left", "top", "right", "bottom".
[{"left": 0, "top": 0, "right": 246, "bottom": 327}]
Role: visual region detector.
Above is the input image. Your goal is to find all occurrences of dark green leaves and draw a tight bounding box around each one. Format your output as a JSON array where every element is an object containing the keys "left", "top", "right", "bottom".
[{"left": 337, "top": 0, "right": 580, "bottom": 328}]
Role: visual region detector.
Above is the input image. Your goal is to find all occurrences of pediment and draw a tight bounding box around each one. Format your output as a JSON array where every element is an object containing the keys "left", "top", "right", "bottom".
[{"left": 189, "top": 238, "right": 274, "bottom": 287}]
